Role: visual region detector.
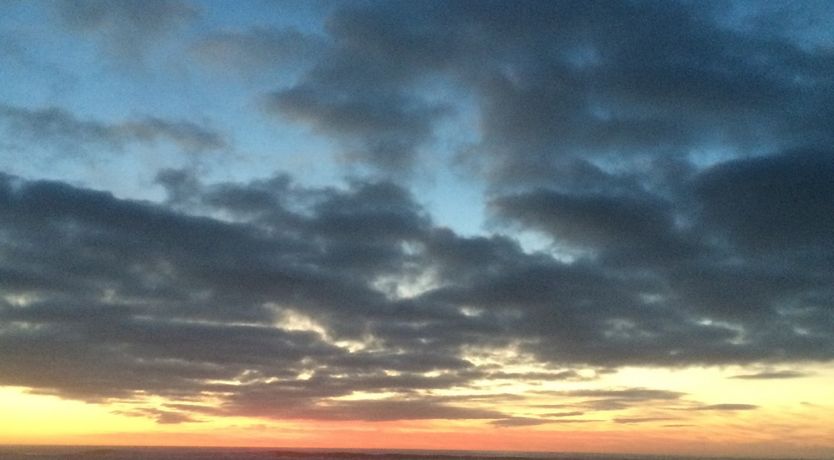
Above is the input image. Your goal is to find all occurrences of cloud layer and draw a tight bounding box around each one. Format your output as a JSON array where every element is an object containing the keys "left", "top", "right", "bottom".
[{"left": 0, "top": 160, "right": 829, "bottom": 419}]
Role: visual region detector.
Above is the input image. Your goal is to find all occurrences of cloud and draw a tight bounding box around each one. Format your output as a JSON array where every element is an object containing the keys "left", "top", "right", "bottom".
[
  {"left": 614, "top": 417, "right": 678, "bottom": 424},
  {"left": 263, "top": 79, "right": 449, "bottom": 175},
  {"left": 691, "top": 404, "right": 759, "bottom": 411},
  {"left": 56, "top": 0, "right": 196, "bottom": 62},
  {"left": 0, "top": 104, "right": 226, "bottom": 154},
  {"left": 221, "top": 396, "right": 505, "bottom": 422},
  {"left": 256, "top": 1, "right": 834, "bottom": 183},
  {"left": 544, "top": 411, "right": 585, "bottom": 418},
  {"left": 730, "top": 370, "right": 810, "bottom": 380},
  {"left": 490, "top": 188, "right": 693, "bottom": 264},
  {"left": 191, "top": 27, "right": 326, "bottom": 75},
  {"left": 546, "top": 389, "right": 685, "bottom": 412},
  {"left": 481, "top": 370, "right": 588, "bottom": 382},
  {"left": 0, "top": 163, "right": 832, "bottom": 418},
  {"left": 491, "top": 417, "right": 550, "bottom": 428},
  {"left": 560, "top": 389, "right": 684, "bottom": 400},
  {"left": 258, "top": 3, "right": 468, "bottom": 175},
  {"left": 1, "top": 168, "right": 833, "bottom": 421},
  {"left": 492, "top": 417, "right": 599, "bottom": 428},
  {"left": 0, "top": 172, "right": 496, "bottom": 418},
  {"left": 694, "top": 149, "right": 834, "bottom": 252},
  {"left": 114, "top": 408, "right": 202, "bottom": 424}
]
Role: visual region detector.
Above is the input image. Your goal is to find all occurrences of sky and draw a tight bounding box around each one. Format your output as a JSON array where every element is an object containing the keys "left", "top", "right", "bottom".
[{"left": 1, "top": 0, "right": 834, "bottom": 457}]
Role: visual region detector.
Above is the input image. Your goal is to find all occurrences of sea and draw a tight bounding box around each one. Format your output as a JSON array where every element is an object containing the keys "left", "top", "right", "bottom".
[{"left": 0, "top": 447, "right": 786, "bottom": 460}]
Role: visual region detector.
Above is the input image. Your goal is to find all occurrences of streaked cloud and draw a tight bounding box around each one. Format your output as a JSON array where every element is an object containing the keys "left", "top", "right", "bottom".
[
  {"left": 0, "top": 104, "right": 226, "bottom": 154},
  {"left": 614, "top": 417, "right": 678, "bottom": 424},
  {"left": 730, "top": 370, "right": 810, "bottom": 380},
  {"left": 690, "top": 404, "right": 759, "bottom": 411}
]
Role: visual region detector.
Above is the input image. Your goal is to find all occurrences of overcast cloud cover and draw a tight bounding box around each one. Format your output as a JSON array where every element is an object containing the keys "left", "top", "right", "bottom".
[{"left": 1, "top": 0, "right": 833, "bottom": 425}]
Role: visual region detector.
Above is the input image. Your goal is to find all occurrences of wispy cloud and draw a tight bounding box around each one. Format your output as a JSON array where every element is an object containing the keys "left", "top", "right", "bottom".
[
  {"left": 690, "top": 404, "right": 758, "bottom": 411},
  {"left": 614, "top": 417, "right": 679, "bottom": 424},
  {"left": 0, "top": 104, "right": 226, "bottom": 154},
  {"left": 56, "top": 0, "right": 197, "bottom": 63},
  {"left": 730, "top": 370, "right": 809, "bottom": 380}
]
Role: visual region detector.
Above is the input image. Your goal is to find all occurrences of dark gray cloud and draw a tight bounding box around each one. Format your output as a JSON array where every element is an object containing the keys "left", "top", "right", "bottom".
[
  {"left": 490, "top": 188, "right": 693, "bottom": 265},
  {"left": 0, "top": 104, "right": 226, "bottom": 154},
  {"left": 694, "top": 149, "right": 834, "bottom": 253},
  {"left": 263, "top": 76, "right": 449, "bottom": 175},
  {"left": 1, "top": 165, "right": 832, "bottom": 422},
  {"left": 482, "top": 148, "right": 834, "bottom": 365},
  {"left": 0, "top": 171, "right": 500, "bottom": 420},
  {"left": 260, "top": 2, "right": 464, "bottom": 175}
]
